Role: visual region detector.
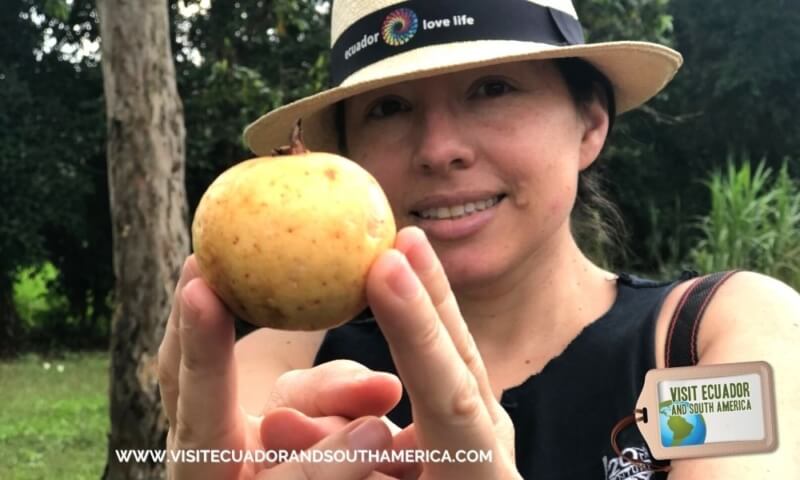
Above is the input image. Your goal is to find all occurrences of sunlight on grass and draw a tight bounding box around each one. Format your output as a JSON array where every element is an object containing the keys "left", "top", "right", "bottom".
[{"left": 0, "top": 352, "right": 109, "bottom": 479}]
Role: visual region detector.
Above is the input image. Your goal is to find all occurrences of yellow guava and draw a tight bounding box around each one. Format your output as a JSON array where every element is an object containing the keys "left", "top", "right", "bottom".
[{"left": 192, "top": 123, "right": 396, "bottom": 330}]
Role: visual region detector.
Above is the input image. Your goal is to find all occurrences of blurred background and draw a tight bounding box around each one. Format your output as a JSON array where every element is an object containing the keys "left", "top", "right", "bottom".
[{"left": 1, "top": 0, "right": 798, "bottom": 478}]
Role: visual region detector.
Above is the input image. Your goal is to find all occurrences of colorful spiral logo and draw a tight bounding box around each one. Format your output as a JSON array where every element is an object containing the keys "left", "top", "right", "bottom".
[{"left": 382, "top": 8, "right": 419, "bottom": 46}]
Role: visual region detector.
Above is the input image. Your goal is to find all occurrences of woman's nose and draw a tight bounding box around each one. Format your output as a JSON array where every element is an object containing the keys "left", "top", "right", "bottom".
[{"left": 411, "top": 105, "right": 476, "bottom": 174}]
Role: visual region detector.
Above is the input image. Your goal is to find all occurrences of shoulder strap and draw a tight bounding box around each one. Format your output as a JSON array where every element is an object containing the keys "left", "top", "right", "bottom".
[{"left": 665, "top": 270, "right": 741, "bottom": 368}]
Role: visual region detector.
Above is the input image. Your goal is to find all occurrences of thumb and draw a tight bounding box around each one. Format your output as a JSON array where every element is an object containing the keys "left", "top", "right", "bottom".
[
  {"left": 178, "top": 277, "right": 240, "bottom": 441},
  {"left": 172, "top": 278, "right": 243, "bottom": 479}
]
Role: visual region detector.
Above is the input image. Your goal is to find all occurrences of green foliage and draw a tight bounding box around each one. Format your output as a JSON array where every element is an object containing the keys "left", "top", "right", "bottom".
[
  {"left": 42, "top": 0, "right": 69, "bottom": 21},
  {"left": 11, "top": 264, "right": 108, "bottom": 351},
  {"left": 3, "top": 0, "right": 800, "bottom": 350},
  {"left": 0, "top": 1, "right": 63, "bottom": 274},
  {"left": 669, "top": 0, "right": 800, "bottom": 163},
  {"left": 178, "top": 0, "right": 331, "bottom": 209},
  {"left": 0, "top": 352, "right": 109, "bottom": 479},
  {"left": 574, "top": 0, "right": 800, "bottom": 275},
  {"left": 574, "top": 0, "right": 690, "bottom": 274},
  {"left": 3, "top": 0, "right": 334, "bottom": 351},
  {"left": 1, "top": 0, "right": 112, "bottom": 349},
  {"left": 690, "top": 158, "right": 800, "bottom": 289},
  {"left": 576, "top": 0, "right": 674, "bottom": 44},
  {"left": 12, "top": 264, "right": 64, "bottom": 327},
  {"left": 643, "top": 197, "right": 690, "bottom": 277}
]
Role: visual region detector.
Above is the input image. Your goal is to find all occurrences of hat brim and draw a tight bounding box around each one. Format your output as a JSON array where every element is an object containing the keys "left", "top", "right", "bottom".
[{"left": 244, "top": 40, "right": 682, "bottom": 156}]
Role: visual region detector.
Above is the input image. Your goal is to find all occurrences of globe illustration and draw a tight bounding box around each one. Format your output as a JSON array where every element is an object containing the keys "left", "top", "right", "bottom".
[{"left": 659, "top": 401, "right": 707, "bottom": 446}]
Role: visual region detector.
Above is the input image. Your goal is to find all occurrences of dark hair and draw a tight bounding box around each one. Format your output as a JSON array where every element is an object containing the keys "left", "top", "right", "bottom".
[
  {"left": 553, "top": 57, "right": 627, "bottom": 266},
  {"left": 334, "top": 57, "right": 627, "bottom": 266}
]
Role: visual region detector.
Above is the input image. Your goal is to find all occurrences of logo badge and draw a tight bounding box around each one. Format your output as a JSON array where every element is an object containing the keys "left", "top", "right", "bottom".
[
  {"left": 635, "top": 361, "right": 778, "bottom": 460},
  {"left": 382, "top": 8, "right": 419, "bottom": 46}
]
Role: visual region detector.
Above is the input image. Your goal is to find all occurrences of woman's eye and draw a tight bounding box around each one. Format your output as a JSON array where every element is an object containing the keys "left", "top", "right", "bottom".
[
  {"left": 474, "top": 79, "right": 515, "bottom": 98},
  {"left": 367, "top": 97, "right": 409, "bottom": 119}
]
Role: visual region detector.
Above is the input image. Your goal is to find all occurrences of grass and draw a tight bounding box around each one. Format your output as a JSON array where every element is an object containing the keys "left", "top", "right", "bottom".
[{"left": 0, "top": 351, "right": 109, "bottom": 480}]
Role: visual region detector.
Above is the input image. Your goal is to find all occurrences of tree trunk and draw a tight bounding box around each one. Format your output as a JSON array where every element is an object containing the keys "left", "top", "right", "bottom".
[
  {"left": 0, "top": 276, "right": 20, "bottom": 358},
  {"left": 97, "top": 1, "right": 189, "bottom": 478}
]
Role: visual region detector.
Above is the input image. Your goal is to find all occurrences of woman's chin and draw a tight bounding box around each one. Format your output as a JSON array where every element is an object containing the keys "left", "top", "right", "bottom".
[{"left": 441, "top": 258, "right": 505, "bottom": 293}]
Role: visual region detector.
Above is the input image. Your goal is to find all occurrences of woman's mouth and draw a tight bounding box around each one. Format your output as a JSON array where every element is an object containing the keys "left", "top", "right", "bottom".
[
  {"left": 413, "top": 194, "right": 506, "bottom": 220},
  {"left": 410, "top": 194, "right": 507, "bottom": 241}
]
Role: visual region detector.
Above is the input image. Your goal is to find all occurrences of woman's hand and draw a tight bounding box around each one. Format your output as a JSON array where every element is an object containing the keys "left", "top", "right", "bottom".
[
  {"left": 365, "top": 226, "right": 520, "bottom": 479},
  {"left": 254, "top": 416, "right": 396, "bottom": 479},
  {"left": 157, "top": 256, "right": 402, "bottom": 479}
]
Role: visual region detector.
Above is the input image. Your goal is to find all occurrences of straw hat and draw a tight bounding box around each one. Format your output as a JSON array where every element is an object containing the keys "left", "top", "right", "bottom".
[{"left": 244, "top": 0, "right": 682, "bottom": 156}]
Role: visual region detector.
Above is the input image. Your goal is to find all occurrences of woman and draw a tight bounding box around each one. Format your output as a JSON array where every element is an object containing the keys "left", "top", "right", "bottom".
[{"left": 158, "top": 1, "right": 800, "bottom": 478}]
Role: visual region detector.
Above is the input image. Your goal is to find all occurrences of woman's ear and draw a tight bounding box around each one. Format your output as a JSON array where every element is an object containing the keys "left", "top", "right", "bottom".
[{"left": 578, "top": 98, "right": 610, "bottom": 171}]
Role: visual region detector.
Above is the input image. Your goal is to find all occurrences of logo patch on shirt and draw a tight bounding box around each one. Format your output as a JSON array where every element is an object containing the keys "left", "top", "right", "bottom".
[{"left": 602, "top": 446, "right": 656, "bottom": 480}]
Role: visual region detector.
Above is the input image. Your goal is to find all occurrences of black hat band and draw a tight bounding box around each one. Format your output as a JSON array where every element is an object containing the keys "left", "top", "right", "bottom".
[{"left": 330, "top": 0, "right": 585, "bottom": 86}]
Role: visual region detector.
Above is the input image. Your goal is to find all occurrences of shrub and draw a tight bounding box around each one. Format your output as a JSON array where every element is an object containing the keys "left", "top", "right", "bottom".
[
  {"left": 12, "top": 264, "right": 109, "bottom": 352},
  {"left": 689, "top": 157, "right": 800, "bottom": 289}
]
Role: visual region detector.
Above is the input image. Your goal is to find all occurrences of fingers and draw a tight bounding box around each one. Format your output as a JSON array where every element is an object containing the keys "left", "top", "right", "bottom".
[
  {"left": 257, "top": 352, "right": 403, "bottom": 475},
  {"left": 261, "top": 409, "right": 403, "bottom": 452},
  {"left": 391, "top": 229, "right": 518, "bottom": 472},
  {"left": 366, "top": 249, "right": 496, "bottom": 454},
  {"left": 395, "top": 228, "right": 498, "bottom": 419},
  {"left": 158, "top": 255, "right": 199, "bottom": 428},
  {"left": 380, "top": 424, "right": 423, "bottom": 480},
  {"left": 176, "top": 275, "right": 241, "bottom": 443},
  {"left": 255, "top": 417, "right": 393, "bottom": 480},
  {"left": 261, "top": 408, "right": 348, "bottom": 452},
  {"left": 261, "top": 409, "right": 411, "bottom": 478},
  {"left": 268, "top": 361, "right": 402, "bottom": 419}
]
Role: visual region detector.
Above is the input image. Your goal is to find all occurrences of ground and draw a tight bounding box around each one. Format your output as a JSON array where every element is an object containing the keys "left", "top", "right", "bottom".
[{"left": 0, "top": 351, "right": 108, "bottom": 479}]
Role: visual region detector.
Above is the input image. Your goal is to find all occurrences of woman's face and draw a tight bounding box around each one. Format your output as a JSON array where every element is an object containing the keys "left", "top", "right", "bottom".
[{"left": 343, "top": 60, "right": 608, "bottom": 291}]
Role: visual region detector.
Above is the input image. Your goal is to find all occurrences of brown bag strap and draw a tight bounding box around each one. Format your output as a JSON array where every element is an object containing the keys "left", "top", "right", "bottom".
[{"left": 665, "top": 270, "right": 741, "bottom": 368}]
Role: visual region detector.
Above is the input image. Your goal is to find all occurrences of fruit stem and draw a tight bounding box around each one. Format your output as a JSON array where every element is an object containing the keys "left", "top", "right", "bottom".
[{"left": 273, "top": 119, "right": 308, "bottom": 156}]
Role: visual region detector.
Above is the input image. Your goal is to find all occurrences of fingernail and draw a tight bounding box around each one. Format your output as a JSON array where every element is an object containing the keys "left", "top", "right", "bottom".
[
  {"left": 387, "top": 255, "right": 419, "bottom": 300},
  {"left": 347, "top": 418, "right": 387, "bottom": 451}
]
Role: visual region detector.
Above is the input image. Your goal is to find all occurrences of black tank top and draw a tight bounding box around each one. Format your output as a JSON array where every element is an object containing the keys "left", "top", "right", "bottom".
[{"left": 313, "top": 273, "right": 695, "bottom": 479}]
